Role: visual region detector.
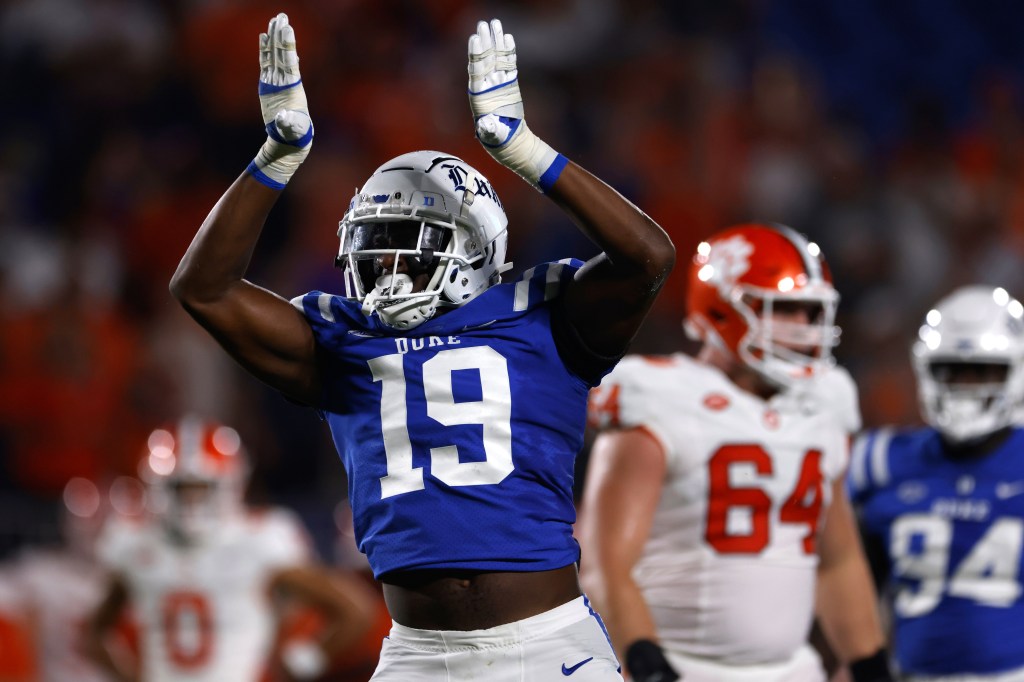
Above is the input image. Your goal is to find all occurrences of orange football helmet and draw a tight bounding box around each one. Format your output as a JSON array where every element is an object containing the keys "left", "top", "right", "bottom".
[
  {"left": 684, "top": 223, "right": 840, "bottom": 387},
  {"left": 138, "top": 415, "right": 249, "bottom": 542}
]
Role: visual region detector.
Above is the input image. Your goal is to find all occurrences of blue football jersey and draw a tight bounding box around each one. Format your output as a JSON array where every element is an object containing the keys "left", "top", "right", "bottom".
[
  {"left": 292, "top": 260, "right": 608, "bottom": 578},
  {"left": 848, "top": 427, "right": 1024, "bottom": 676}
]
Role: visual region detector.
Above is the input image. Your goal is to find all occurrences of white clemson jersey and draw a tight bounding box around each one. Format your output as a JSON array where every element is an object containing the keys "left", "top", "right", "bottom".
[
  {"left": 10, "top": 550, "right": 110, "bottom": 682},
  {"left": 587, "top": 353, "right": 860, "bottom": 665},
  {"left": 97, "top": 508, "right": 311, "bottom": 682}
]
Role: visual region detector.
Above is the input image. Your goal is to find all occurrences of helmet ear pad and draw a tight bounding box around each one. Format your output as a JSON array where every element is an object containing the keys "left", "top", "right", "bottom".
[{"left": 442, "top": 230, "right": 509, "bottom": 304}]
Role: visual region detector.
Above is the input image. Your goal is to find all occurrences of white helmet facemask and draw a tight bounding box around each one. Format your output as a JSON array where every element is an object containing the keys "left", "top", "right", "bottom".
[
  {"left": 733, "top": 285, "right": 841, "bottom": 389},
  {"left": 336, "top": 152, "right": 510, "bottom": 330},
  {"left": 912, "top": 285, "right": 1024, "bottom": 445}
]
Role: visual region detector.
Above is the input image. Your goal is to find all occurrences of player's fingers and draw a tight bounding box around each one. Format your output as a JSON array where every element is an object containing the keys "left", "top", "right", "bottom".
[
  {"left": 490, "top": 19, "right": 504, "bottom": 53},
  {"left": 476, "top": 20, "right": 493, "bottom": 52},
  {"left": 495, "top": 33, "right": 516, "bottom": 74},
  {"left": 504, "top": 32, "right": 516, "bottom": 55},
  {"left": 282, "top": 24, "right": 299, "bottom": 70},
  {"left": 259, "top": 33, "right": 271, "bottom": 74}
]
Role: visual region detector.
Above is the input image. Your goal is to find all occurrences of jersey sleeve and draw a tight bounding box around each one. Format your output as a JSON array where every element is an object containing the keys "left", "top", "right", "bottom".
[
  {"left": 515, "top": 259, "right": 624, "bottom": 386},
  {"left": 290, "top": 290, "right": 363, "bottom": 354},
  {"left": 253, "top": 508, "right": 314, "bottom": 570},
  {"left": 587, "top": 355, "right": 674, "bottom": 461},
  {"left": 822, "top": 365, "right": 862, "bottom": 435},
  {"left": 289, "top": 291, "right": 358, "bottom": 409},
  {"left": 846, "top": 427, "right": 895, "bottom": 505}
]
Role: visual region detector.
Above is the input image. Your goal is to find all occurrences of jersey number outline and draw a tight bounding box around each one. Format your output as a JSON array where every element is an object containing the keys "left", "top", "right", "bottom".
[
  {"left": 705, "top": 444, "right": 824, "bottom": 554},
  {"left": 370, "top": 346, "right": 514, "bottom": 499},
  {"left": 162, "top": 591, "right": 213, "bottom": 669},
  {"left": 890, "top": 514, "right": 1023, "bottom": 617}
]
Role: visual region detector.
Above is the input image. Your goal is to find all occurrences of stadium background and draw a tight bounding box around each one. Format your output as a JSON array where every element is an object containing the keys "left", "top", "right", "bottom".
[{"left": 3, "top": 0, "right": 1024, "bottom": 561}]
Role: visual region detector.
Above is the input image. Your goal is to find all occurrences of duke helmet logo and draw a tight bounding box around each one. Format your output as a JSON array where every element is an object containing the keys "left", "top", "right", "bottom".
[{"left": 443, "top": 163, "right": 503, "bottom": 209}]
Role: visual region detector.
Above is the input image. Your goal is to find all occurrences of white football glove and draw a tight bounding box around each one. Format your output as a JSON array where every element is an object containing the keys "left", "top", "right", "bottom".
[
  {"left": 248, "top": 13, "right": 313, "bottom": 189},
  {"left": 468, "top": 19, "right": 567, "bottom": 193}
]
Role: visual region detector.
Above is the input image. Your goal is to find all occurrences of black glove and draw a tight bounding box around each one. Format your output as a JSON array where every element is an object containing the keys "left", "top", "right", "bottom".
[
  {"left": 625, "top": 639, "right": 680, "bottom": 682},
  {"left": 849, "top": 649, "right": 893, "bottom": 682}
]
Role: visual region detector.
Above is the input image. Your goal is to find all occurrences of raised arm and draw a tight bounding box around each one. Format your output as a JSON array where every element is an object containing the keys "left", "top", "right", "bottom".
[
  {"left": 467, "top": 20, "right": 675, "bottom": 360},
  {"left": 169, "top": 13, "right": 321, "bottom": 405}
]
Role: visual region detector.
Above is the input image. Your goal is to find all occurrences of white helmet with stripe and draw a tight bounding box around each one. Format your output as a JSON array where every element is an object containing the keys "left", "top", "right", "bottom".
[
  {"left": 335, "top": 151, "right": 510, "bottom": 330},
  {"left": 912, "top": 285, "right": 1024, "bottom": 444}
]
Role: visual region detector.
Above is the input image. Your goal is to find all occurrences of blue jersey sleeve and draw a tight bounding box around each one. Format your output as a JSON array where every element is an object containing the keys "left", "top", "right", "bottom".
[{"left": 847, "top": 427, "right": 895, "bottom": 505}]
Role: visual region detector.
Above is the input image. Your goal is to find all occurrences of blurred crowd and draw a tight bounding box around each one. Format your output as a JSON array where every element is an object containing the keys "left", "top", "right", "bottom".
[{"left": 3, "top": 0, "right": 1024, "bottom": 559}]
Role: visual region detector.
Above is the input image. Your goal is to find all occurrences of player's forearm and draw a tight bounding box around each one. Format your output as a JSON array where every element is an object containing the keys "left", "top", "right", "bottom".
[
  {"left": 816, "top": 556, "right": 886, "bottom": 662},
  {"left": 546, "top": 162, "right": 675, "bottom": 286},
  {"left": 83, "top": 631, "right": 136, "bottom": 682},
  {"left": 584, "top": 572, "right": 659, "bottom": 660},
  {"left": 170, "top": 173, "right": 281, "bottom": 306}
]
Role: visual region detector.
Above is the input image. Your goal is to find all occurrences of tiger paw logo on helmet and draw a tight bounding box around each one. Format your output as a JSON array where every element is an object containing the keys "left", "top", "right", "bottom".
[
  {"left": 697, "top": 234, "right": 755, "bottom": 296},
  {"left": 686, "top": 223, "right": 839, "bottom": 389}
]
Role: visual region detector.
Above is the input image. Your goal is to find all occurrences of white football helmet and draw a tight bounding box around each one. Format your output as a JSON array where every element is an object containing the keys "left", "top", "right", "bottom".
[
  {"left": 138, "top": 415, "right": 249, "bottom": 543},
  {"left": 336, "top": 151, "right": 510, "bottom": 330},
  {"left": 912, "top": 285, "right": 1024, "bottom": 444}
]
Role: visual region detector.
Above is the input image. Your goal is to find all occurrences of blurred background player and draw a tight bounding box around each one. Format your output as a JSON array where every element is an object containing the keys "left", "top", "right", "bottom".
[
  {"left": 84, "top": 416, "right": 376, "bottom": 682},
  {"left": 3, "top": 476, "right": 142, "bottom": 682},
  {"left": 849, "top": 285, "right": 1024, "bottom": 681},
  {"left": 580, "top": 223, "right": 890, "bottom": 682},
  {"left": 169, "top": 12, "right": 672, "bottom": 681}
]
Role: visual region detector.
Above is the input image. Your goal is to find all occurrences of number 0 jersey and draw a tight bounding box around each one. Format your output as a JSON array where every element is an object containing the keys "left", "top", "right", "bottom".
[
  {"left": 96, "top": 509, "right": 310, "bottom": 682},
  {"left": 293, "top": 260, "right": 608, "bottom": 578},
  {"left": 848, "top": 427, "right": 1024, "bottom": 677},
  {"left": 587, "top": 354, "right": 860, "bottom": 665}
]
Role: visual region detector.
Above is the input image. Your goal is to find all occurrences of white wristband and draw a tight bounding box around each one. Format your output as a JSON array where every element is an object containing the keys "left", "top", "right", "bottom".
[
  {"left": 248, "top": 109, "right": 313, "bottom": 189},
  {"left": 475, "top": 115, "right": 566, "bottom": 192}
]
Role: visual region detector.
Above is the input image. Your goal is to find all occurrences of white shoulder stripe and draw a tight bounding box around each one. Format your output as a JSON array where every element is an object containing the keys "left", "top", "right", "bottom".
[
  {"left": 289, "top": 295, "right": 304, "bottom": 312},
  {"left": 544, "top": 263, "right": 565, "bottom": 301},
  {"left": 318, "top": 293, "right": 335, "bottom": 323},
  {"left": 869, "top": 427, "right": 893, "bottom": 487},
  {"left": 849, "top": 434, "right": 870, "bottom": 492},
  {"left": 513, "top": 266, "right": 537, "bottom": 312}
]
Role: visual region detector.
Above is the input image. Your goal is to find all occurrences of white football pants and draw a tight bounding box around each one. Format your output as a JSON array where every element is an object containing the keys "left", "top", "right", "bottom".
[{"left": 369, "top": 595, "right": 622, "bottom": 681}]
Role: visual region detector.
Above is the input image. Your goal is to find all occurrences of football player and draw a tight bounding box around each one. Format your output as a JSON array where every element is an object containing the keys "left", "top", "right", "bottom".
[
  {"left": 7, "top": 477, "right": 126, "bottom": 682},
  {"left": 83, "top": 417, "right": 376, "bottom": 682},
  {"left": 580, "top": 223, "right": 891, "bottom": 682},
  {"left": 169, "top": 13, "right": 673, "bottom": 682},
  {"left": 849, "top": 285, "right": 1024, "bottom": 680}
]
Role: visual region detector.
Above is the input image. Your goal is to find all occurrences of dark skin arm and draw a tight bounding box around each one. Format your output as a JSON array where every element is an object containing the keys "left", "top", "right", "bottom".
[
  {"left": 170, "top": 175, "right": 321, "bottom": 405},
  {"left": 83, "top": 575, "right": 137, "bottom": 682},
  {"left": 268, "top": 564, "right": 375, "bottom": 666},
  {"left": 532, "top": 162, "right": 674, "bottom": 358},
  {"left": 170, "top": 164, "right": 675, "bottom": 403}
]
